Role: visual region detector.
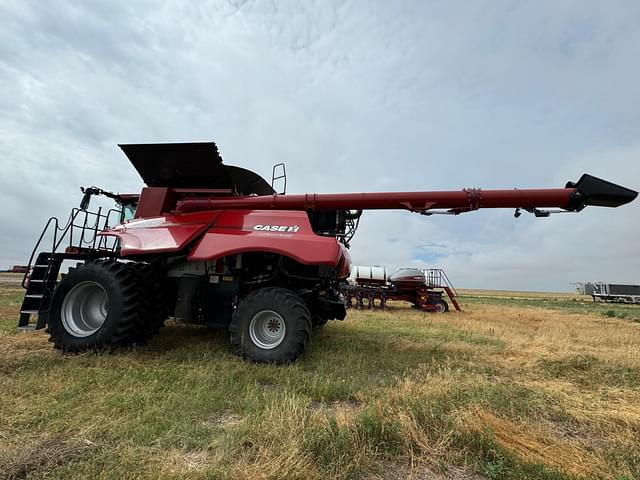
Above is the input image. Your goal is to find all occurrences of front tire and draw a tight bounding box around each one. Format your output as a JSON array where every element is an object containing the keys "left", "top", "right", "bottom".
[
  {"left": 229, "top": 287, "right": 312, "bottom": 364},
  {"left": 126, "top": 262, "right": 168, "bottom": 343},
  {"left": 47, "top": 260, "right": 141, "bottom": 352}
]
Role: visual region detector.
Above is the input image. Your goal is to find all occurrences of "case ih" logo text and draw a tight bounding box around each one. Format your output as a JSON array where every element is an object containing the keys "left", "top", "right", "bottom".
[{"left": 253, "top": 224, "right": 300, "bottom": 233}]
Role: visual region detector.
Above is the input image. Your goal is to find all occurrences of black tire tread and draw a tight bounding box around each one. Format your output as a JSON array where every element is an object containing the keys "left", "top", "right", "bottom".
[
  {"left": 229, "top": 287, "right": 312, "bottom": 364},
  {"left": 125, "top": 262, "right": 168, "bottom": 343},
  {"left": 47, "top": 260, "right": 142, "bottom": 352},
  {"left": 429, "top": 298, "right": 449, "bottom": 313}
]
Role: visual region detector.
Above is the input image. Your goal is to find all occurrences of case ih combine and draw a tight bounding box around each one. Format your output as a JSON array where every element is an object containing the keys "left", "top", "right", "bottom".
[{"left": 18, "top": 142, "right": 637, "bottom": 363}]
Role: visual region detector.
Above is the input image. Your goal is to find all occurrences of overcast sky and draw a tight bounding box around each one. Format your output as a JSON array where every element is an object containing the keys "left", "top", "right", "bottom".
[{"left": 1, "top": 0, "right": 638, "bottom": 291}]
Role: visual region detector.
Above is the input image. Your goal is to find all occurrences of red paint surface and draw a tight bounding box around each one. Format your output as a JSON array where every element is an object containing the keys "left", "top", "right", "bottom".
[
  {"left": 101, "top": 211, "right": 220, "bottom": 255},
  {"left": 102, "top": 209, "right": 345, "bottom": 267},
  {"left": 134, "top": 187, "right": 175, "bottom": 218},
  {"left": 188, "top": 210, "right": 343, "bottom": 265},
  {"left": 175, "top": 188, "right": 576, "bottom": 213}
]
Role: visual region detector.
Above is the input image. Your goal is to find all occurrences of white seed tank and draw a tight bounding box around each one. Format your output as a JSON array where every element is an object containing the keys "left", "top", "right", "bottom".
[{"left": 349, "top": 265, "right": 388, "bottom": 286}]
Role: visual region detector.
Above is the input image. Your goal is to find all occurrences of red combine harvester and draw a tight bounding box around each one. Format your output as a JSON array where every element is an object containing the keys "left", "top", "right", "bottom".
[
  {"left": 344, "top": 266, "right": 460, "bottom": 312},
  {"left": 17, "top": 142, "right": 637, "bottom": 363}
]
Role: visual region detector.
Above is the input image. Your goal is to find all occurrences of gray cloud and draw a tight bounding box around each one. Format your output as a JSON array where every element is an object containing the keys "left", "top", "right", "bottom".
[{"left": 1, "top": 0, "right": 638, "bottom": 290}]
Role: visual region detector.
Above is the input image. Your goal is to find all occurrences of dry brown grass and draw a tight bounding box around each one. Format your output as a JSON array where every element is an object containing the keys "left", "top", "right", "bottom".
[
  {"left": 0, "top": 435, "right": 98, "bottom": 480},
  {"left": 426, "top": 303, "right": 640, "bottom": 367},
  {"left": 0, "top": 273, "right": 23, "bottom": 284},
  {"left": 465, "top": 409, "right": 610, "bottom": 479},
  {"left": 402, "top": 303, "right": 640, "bottom": 479},
  {"left": 458, "top": 288, "right": 586, "bottom": 300}
]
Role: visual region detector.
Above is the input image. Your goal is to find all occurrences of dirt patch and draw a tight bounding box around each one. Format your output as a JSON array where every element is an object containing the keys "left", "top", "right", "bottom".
[
  {"left": 255, "top": 379, "right": 280, "bottom": 392},
  {"left": 0, "top": 436, "right": 98, "bottom": 480},
  {"left": 368, "top": 369, "right": 391, "bottom": 385},
  {"left": 379, "top": 462, "right": 488, "bottom": 480},
  {"left": 0, "top": 306, "right": 20, "bottom": 320},
  {"left": 310, "top": 398, "right": 363, "bottom": 427},
  {"left": 203, "top": 411, "right": 243, "bottom": 429},
  {"left": 310, "top": 398, "right": 363, "bottom": 412},
  {"left": 330, "top": 399, "right": 362, "bottom": 410},
  {"left": 160, "top": 449, "right": 217, "bottom": 475}
]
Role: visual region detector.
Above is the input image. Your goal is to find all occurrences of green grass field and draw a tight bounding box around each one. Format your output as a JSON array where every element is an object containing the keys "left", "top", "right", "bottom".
[{"left": 1, "top": 276, "right": 639, "bottom": 480}]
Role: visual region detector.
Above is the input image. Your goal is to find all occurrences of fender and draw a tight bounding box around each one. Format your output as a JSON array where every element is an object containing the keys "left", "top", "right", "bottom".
[
  {"left": 100, "top": 211, "right": 221, "bottom": 255},
  {"left": 188, "top": 209, "right": 344, "bottom": 267}
]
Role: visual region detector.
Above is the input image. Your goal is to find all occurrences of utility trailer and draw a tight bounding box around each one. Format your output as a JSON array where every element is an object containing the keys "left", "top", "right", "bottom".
[
  {"left": 344, "top": 266, "right": 460, "bottom": 312},
  {"left": 17, "top": 142, "right": 638, "bottom": 364},
  {"left": 590, "top": 283, "right": 640, "bottom": 304}
]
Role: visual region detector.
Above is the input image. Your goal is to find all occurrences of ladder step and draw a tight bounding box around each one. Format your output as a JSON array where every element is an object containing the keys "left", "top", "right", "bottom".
[
  {"left": 17, "top": 325, "right": 37, "bottom": 331},
  {"left": 29, "top": 279, "right": 44, "bottom": 283},
  {"left": 25, "top": 294, "right": 44, "bottom": 299},
  {"left": 33, "top": 264, "right": 50, "bottom": 268},
  {"left": 20, "top": 309, "right": 39, "bottom": 315}
]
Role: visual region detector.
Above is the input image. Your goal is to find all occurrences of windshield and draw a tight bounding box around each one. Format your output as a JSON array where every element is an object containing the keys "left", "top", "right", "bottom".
[{"left": 121, "top": 203, "right": 137, "bottom": 222}]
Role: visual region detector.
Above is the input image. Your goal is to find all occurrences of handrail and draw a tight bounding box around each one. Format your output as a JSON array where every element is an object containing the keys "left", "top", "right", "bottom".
[
  {"left": 440, "top": 269, "right": 458, "bottom": 297},
  {"left": 22, "top": 216, "right": 59, "bottom": 288},
  {"left": 21, "top": 207, "right": 123, "bottom": 289},
  {"left": 422, "top": 268, "right": 458, "bottom": 297}
]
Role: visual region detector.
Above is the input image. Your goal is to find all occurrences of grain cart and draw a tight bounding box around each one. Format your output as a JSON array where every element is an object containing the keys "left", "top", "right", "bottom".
[{"left": 18, "top": 142, "right": 637, "bottom": 363}]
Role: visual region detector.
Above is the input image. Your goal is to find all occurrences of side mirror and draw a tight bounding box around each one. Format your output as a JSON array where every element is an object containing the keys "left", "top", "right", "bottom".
[
  {"left": 80, "top": 186, "right": 100, "bottom": 210},
  {"left": 80, "top": 189, "right": 92, "bottom": 210}
]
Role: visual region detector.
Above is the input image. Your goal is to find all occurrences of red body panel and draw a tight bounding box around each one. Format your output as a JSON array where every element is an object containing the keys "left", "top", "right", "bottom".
[
  {"left": 188, "top": 210, "right": 345, "bottom": 267},
  {"left": 102, "top": 211, "right": 220, "bottom": 255},
  {"left": 134, "top": 187, "right": 176, "bottom": 218},
  {"left": 101, "top": 209, "right": 349, "bottom": 270}
]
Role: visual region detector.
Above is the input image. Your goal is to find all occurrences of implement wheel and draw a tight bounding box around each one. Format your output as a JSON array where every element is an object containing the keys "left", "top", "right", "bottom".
[
  {"left": 430, "top": 298, "right": 449, "bottom": 313},
  {"left": 229, "top": 287, "right": 312, "bottom": 364},
  {"left": 47, "top": 260, "right": 141, "bottom": 352}
]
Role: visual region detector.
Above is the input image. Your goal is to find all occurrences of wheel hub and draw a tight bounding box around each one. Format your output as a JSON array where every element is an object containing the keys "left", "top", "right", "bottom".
[
  {"left": 433, "top": 301, "right": 446, "bottom": 313},
  {"left": 61, "top": 281, "right": 109, "bottom": 338},
  {"left": 249, "top": 310, "right": 286, "bottom": 349}
]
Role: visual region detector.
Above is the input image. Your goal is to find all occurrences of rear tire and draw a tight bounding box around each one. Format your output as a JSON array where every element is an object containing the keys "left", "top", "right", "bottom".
[
  {"left": 229, "top": 287, "right": 312, "bottom": 364},
  {"left": 47, "top": 260, "right": 141, "bottom": 352}
]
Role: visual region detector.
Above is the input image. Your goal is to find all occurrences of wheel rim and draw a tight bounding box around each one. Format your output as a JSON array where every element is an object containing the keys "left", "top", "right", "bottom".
[
  {"left": 249, "top": 310, "right": 286, "bottom": 349},
  {"left": 61, "top": 281, "right": 109, "bottom": 337},
  {"left": 434, "top": 302, "right": 446, "bottom": 313}
]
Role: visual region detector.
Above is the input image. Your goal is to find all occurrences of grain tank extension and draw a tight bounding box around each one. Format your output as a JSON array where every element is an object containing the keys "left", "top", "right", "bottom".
[{"left": 18, "top": 142, "right": 638, "bottom": 363}]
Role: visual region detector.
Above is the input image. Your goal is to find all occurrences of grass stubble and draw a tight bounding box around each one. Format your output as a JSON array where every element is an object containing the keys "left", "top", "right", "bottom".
[{"left": 0, "top": 276, "right": 638, "bottom": 480}]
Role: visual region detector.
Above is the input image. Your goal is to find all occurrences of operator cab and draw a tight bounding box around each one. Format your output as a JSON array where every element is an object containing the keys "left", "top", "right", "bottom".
[{"left": 117, "top": 194, "right": 140, "bottom": 222}]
